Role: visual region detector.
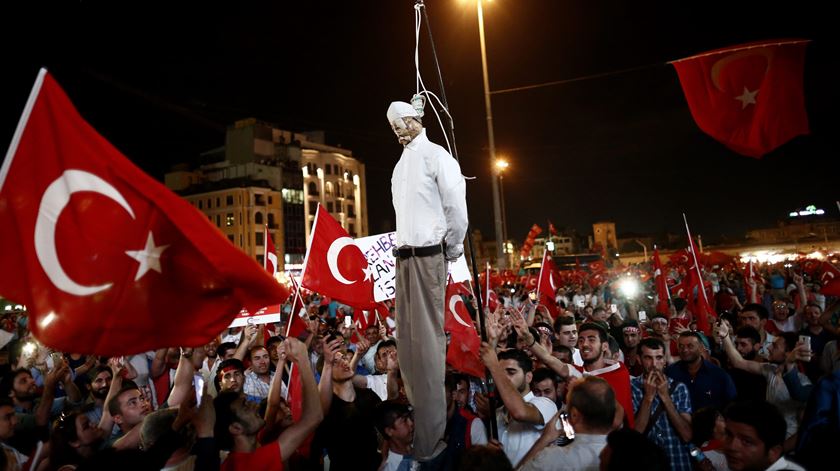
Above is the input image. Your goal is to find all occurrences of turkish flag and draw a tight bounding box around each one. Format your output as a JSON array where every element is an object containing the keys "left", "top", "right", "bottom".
[
  {"left": 264, "top": 224, "right": 278, "bottom": 275},
  {"left": 820, "top": 262, "right": 840, "bottom": 296},
  {"left": 802, "top": 259, "right": 821, "bottom": 276},
  {"left": 300, "top": 204, "right": 374, "bottom": 308},
  {"left": 672, "top": 39, "right": 810, "bottom": 158},
  {"left": 548, "top": 220, "right": 558, "bottom": 236},
  {"left": 669, "top": 249, "right": 691, "bottom": 266},
  {"left": 652, "top": 248, "right": 671, "bottom": 314},
  {"left": 445, "top": 281, "right": 474, "bottom": 333},
  {"left": 537, "top": 251, "right": 559, "bottom": 300},
  {"left": 284, "top": 277, "right": 308, "bottom": 339},
  {"left": 0, "top": 70, "right": 288, "bottom": 355}
]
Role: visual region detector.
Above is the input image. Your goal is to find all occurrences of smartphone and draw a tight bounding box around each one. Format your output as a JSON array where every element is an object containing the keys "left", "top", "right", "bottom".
[
  {"left": 50, "top": 351, "right": 63, "bottom": 366},
  {"left": 799, "top": 335, "right": 811, "bottom": 351},
  {"left": 577, "top": 300, "right": 585, "bottom": 308},
  {"left": 528, "top": 292, "right": 537, "bottom": 302},
  {"left": 554, "top": 411, "right": 575, "bottom": 445},
  {"left": 610, "top": 304, "right": 618, "bottom": 314},
  {"left": 194, "top": 376, "right": 205, "bottom": 406},
  {"left": 638, "top": 310, "right": 647, "bottom": 322},
  {"left": 343, "top": 316, "right": 352, "bottom": 328}
]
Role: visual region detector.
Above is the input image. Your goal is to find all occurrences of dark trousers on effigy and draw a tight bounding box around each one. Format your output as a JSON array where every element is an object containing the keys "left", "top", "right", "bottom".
[{"left": 396, "top": 251, "right": 447, "bottom": 461}]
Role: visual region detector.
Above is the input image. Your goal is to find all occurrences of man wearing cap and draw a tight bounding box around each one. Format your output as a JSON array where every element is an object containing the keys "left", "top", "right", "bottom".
[{"left": 387, "top": 100, "right": 468, "bottom": 465}]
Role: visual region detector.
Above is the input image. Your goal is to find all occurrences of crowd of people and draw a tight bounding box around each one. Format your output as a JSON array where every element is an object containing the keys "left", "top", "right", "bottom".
[{"left": 0, "top": 258, "right": 839, "bottom": 470}]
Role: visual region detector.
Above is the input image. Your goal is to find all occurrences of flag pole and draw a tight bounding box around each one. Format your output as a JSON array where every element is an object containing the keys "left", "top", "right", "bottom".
[{"left": 682, "top": 214, "right": 712, "bottom": 307}]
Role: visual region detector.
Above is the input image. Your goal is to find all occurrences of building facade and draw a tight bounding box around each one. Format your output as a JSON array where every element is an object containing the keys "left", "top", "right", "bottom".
[{"left": 165, "top": 118, "right": 368, "bottom": 271}]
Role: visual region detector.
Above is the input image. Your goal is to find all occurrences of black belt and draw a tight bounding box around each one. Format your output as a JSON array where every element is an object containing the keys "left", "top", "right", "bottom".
[{"left": 393, "top": 243, "right": 444, "bottom": 260}]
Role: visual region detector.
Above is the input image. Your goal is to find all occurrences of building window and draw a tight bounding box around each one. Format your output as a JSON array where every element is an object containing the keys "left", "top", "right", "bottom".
[
  {"left": 226, "top": 213, "right": 235, "bottom": 226},
  {"left": 227, "top": 234, "right": 235, "bottom": 244},
  {"left": 327, "top": 202, "right": 334, "bottom": 212},
  {"left": 255, "top": 194, "right": 266, "bottom": 206},
  {"left": 226, "top": 195, "right": 234, "bottom": 206},
  {"left": 216, "top": 197, "right": 221, "bottom": 208},
  {"left": 255, "top": 231, "right": 264, "bottom": 246},
  {"left": 256, "top": 255, "right": 264, "bottom": 266},
  {"left": 198, "top": 200, "right": 203, "bottom": 209},
  {"left": 207, "top": 199, "right": 212, "bottom": 209},
  {"left": 255, "top": 212, "right": 264, "bottom": 225},
  {"left": 325, "top": 165, "right": 332, "bottom": 175},
  {"left": 268, "top": 196, "right": 273, "bottom": 204},
  {"left": 350, "top": 223, "right": 355, "bottom": 235},
  {"left": 325, "top": 182, "right": 333, "bottom": 198},
  {"left": 268, "top": 213, "right": 275, "bottom": 227},
  {"left": 333, "top": 164, "right": 339, "bottom": 174},
  {"left": 309, "top": 201, "right": 318, "bottom": 215},
  {"left": 347, "top": 204, "right": 355, "bottom": 218},
  {"left": 216, "top": 215, "right": 221, "bottom": 227},
  {"left": 308, "top": 182, "right": 318, "bottom": 196},
  {"left": 240, "top": 234, "right": 244, "bottom": 246}
]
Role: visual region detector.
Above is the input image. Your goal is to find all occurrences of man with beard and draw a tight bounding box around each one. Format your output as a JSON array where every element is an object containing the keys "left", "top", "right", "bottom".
[
  {"left": 478, "top": 346, "right": 557, "bottom": 467},
  {"left": 716, "top": 326, "right": 766, "bottom": 402},
  {"left": 517, "top": 319, "right": 634, "bottom": 429},
  {"left": 0, "top": 361, "right": 81, "bottom": 455},
  {"left": 84, "top": 366, "right": 113, "bottom": 429},
  {"left": 243, "top": 346, "right": 273, "bottom": 403}
]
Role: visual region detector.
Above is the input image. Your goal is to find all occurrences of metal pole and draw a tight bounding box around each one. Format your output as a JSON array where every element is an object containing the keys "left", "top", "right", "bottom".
[
  {"left": 418, "top": 0, "right": 497, "bottom": 439},
  {"left": 500, "top": 173, "right": 507, "bottom": 248},
  {"left": 477, "top": 0, "right": 506, "bottom": 270}
]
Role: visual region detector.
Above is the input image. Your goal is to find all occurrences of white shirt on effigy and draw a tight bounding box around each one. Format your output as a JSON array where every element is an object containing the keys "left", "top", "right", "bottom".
[{"left": 391, "top": 129, "right": 468, "bottom": 253}]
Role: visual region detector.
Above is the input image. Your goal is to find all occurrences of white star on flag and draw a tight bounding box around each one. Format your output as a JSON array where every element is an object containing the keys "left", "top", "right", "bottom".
[
  {"left": 735, "top": 87, "right": 759, "bottom": 109},
  {"left": 125, "top": 232, "right": 169, "bottom": 281},
  {"left": 362, "top": 265, "right": 373, "bottom": 282}
]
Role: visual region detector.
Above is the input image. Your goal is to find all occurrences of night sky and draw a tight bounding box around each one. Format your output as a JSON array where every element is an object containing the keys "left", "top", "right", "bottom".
[{"left": 3, "top": 1, "right": 838, "bottom": 246}]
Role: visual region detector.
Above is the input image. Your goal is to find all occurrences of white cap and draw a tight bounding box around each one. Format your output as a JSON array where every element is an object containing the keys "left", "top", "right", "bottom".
[{"left": 386, "top": 101, "right": 419, "bottom": 124}]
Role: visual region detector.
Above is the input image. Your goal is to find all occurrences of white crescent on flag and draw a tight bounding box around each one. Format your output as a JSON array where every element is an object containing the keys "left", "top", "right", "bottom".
[{"left": 448, "top": 295, "right": 473, "bottom": 329}]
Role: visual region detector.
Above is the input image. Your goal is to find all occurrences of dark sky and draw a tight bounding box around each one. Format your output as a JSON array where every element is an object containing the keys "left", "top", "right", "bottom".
[{"left": 3, "top": 1, "right": 837, "bottom": 245}]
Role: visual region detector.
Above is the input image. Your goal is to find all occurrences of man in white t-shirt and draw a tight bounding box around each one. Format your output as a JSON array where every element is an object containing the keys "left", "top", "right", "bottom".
[{"left": 478, "top": 346, "right": 557, "bottom": 467}]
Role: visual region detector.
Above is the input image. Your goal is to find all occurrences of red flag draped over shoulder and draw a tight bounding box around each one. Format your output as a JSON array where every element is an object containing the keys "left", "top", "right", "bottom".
[
  {"left": 672, "top": 39, "right": 810, "bottom": 158},
  {"left": 300, "top": 204, "right": 375, "bottom": 308},
  {"left": 0, "top": 70, "right": 288, "bottom": 355},
  {"left": 820, "top": 261, "right": 840, "bottom": 296}
]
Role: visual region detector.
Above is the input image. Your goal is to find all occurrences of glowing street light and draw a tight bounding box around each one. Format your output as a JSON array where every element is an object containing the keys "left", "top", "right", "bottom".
[{"left": 465, "top": 0, "right": 505, "bottom": 269}]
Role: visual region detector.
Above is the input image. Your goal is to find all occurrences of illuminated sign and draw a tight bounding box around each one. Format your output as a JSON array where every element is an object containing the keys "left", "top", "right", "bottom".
[{"left": 789, "top": 205, "right": 825, "bottom": 217}]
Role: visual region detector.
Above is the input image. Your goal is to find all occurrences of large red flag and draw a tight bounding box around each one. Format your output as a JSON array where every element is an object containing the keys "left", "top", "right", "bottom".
[
  {"left": 0, "top": 70, "right": 288, "bottom": 355},
  {"left": 300, "top": 204, "right": 374, "bottom": 308},
  {"left": 672, "top": 39, "right": 810, "bottom": 158},
  {"left": 652, "top": 248, "right": 671, "bottom": 314}
]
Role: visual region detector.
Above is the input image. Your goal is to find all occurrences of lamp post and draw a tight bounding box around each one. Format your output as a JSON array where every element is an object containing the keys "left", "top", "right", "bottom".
[
  {"left": 495, "top": 158, "right": 509, "bottom": 252},
  {"left": 475, "top": 0, "right": 505, "bottom": 270}
]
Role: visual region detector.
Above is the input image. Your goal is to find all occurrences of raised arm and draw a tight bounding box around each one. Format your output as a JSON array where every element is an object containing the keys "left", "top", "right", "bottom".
[
  {"left": 277, "top": 338, "right": 324, "bottom": 457},
  {"left": 166, "top": 348, "right": 197, "bottom": 407},
  {"left": 480, "top": 342, "right": 544, "bottom": 425},
  {"left": 233, "top": 325, "right": 259, "bottom": 361},
  {"left": 717, "top": 321, "right": 763, "bottom": 375},
  {"left": 318, "top": 338, "right": 343, "bottom": 416}
]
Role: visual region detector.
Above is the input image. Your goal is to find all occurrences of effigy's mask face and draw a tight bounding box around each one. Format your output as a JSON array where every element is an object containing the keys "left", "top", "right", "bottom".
[{"left": 391, "top": 117, "right": 423, "bottom": 145}]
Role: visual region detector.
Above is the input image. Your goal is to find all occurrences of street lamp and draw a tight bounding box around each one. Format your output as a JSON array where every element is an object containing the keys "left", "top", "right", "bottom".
[
  {"left": 471, "top": 0, "right": 505, "bottom": 269},
  {"left": 495, "top": 158, "right": 509, "bottom": 256}
]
